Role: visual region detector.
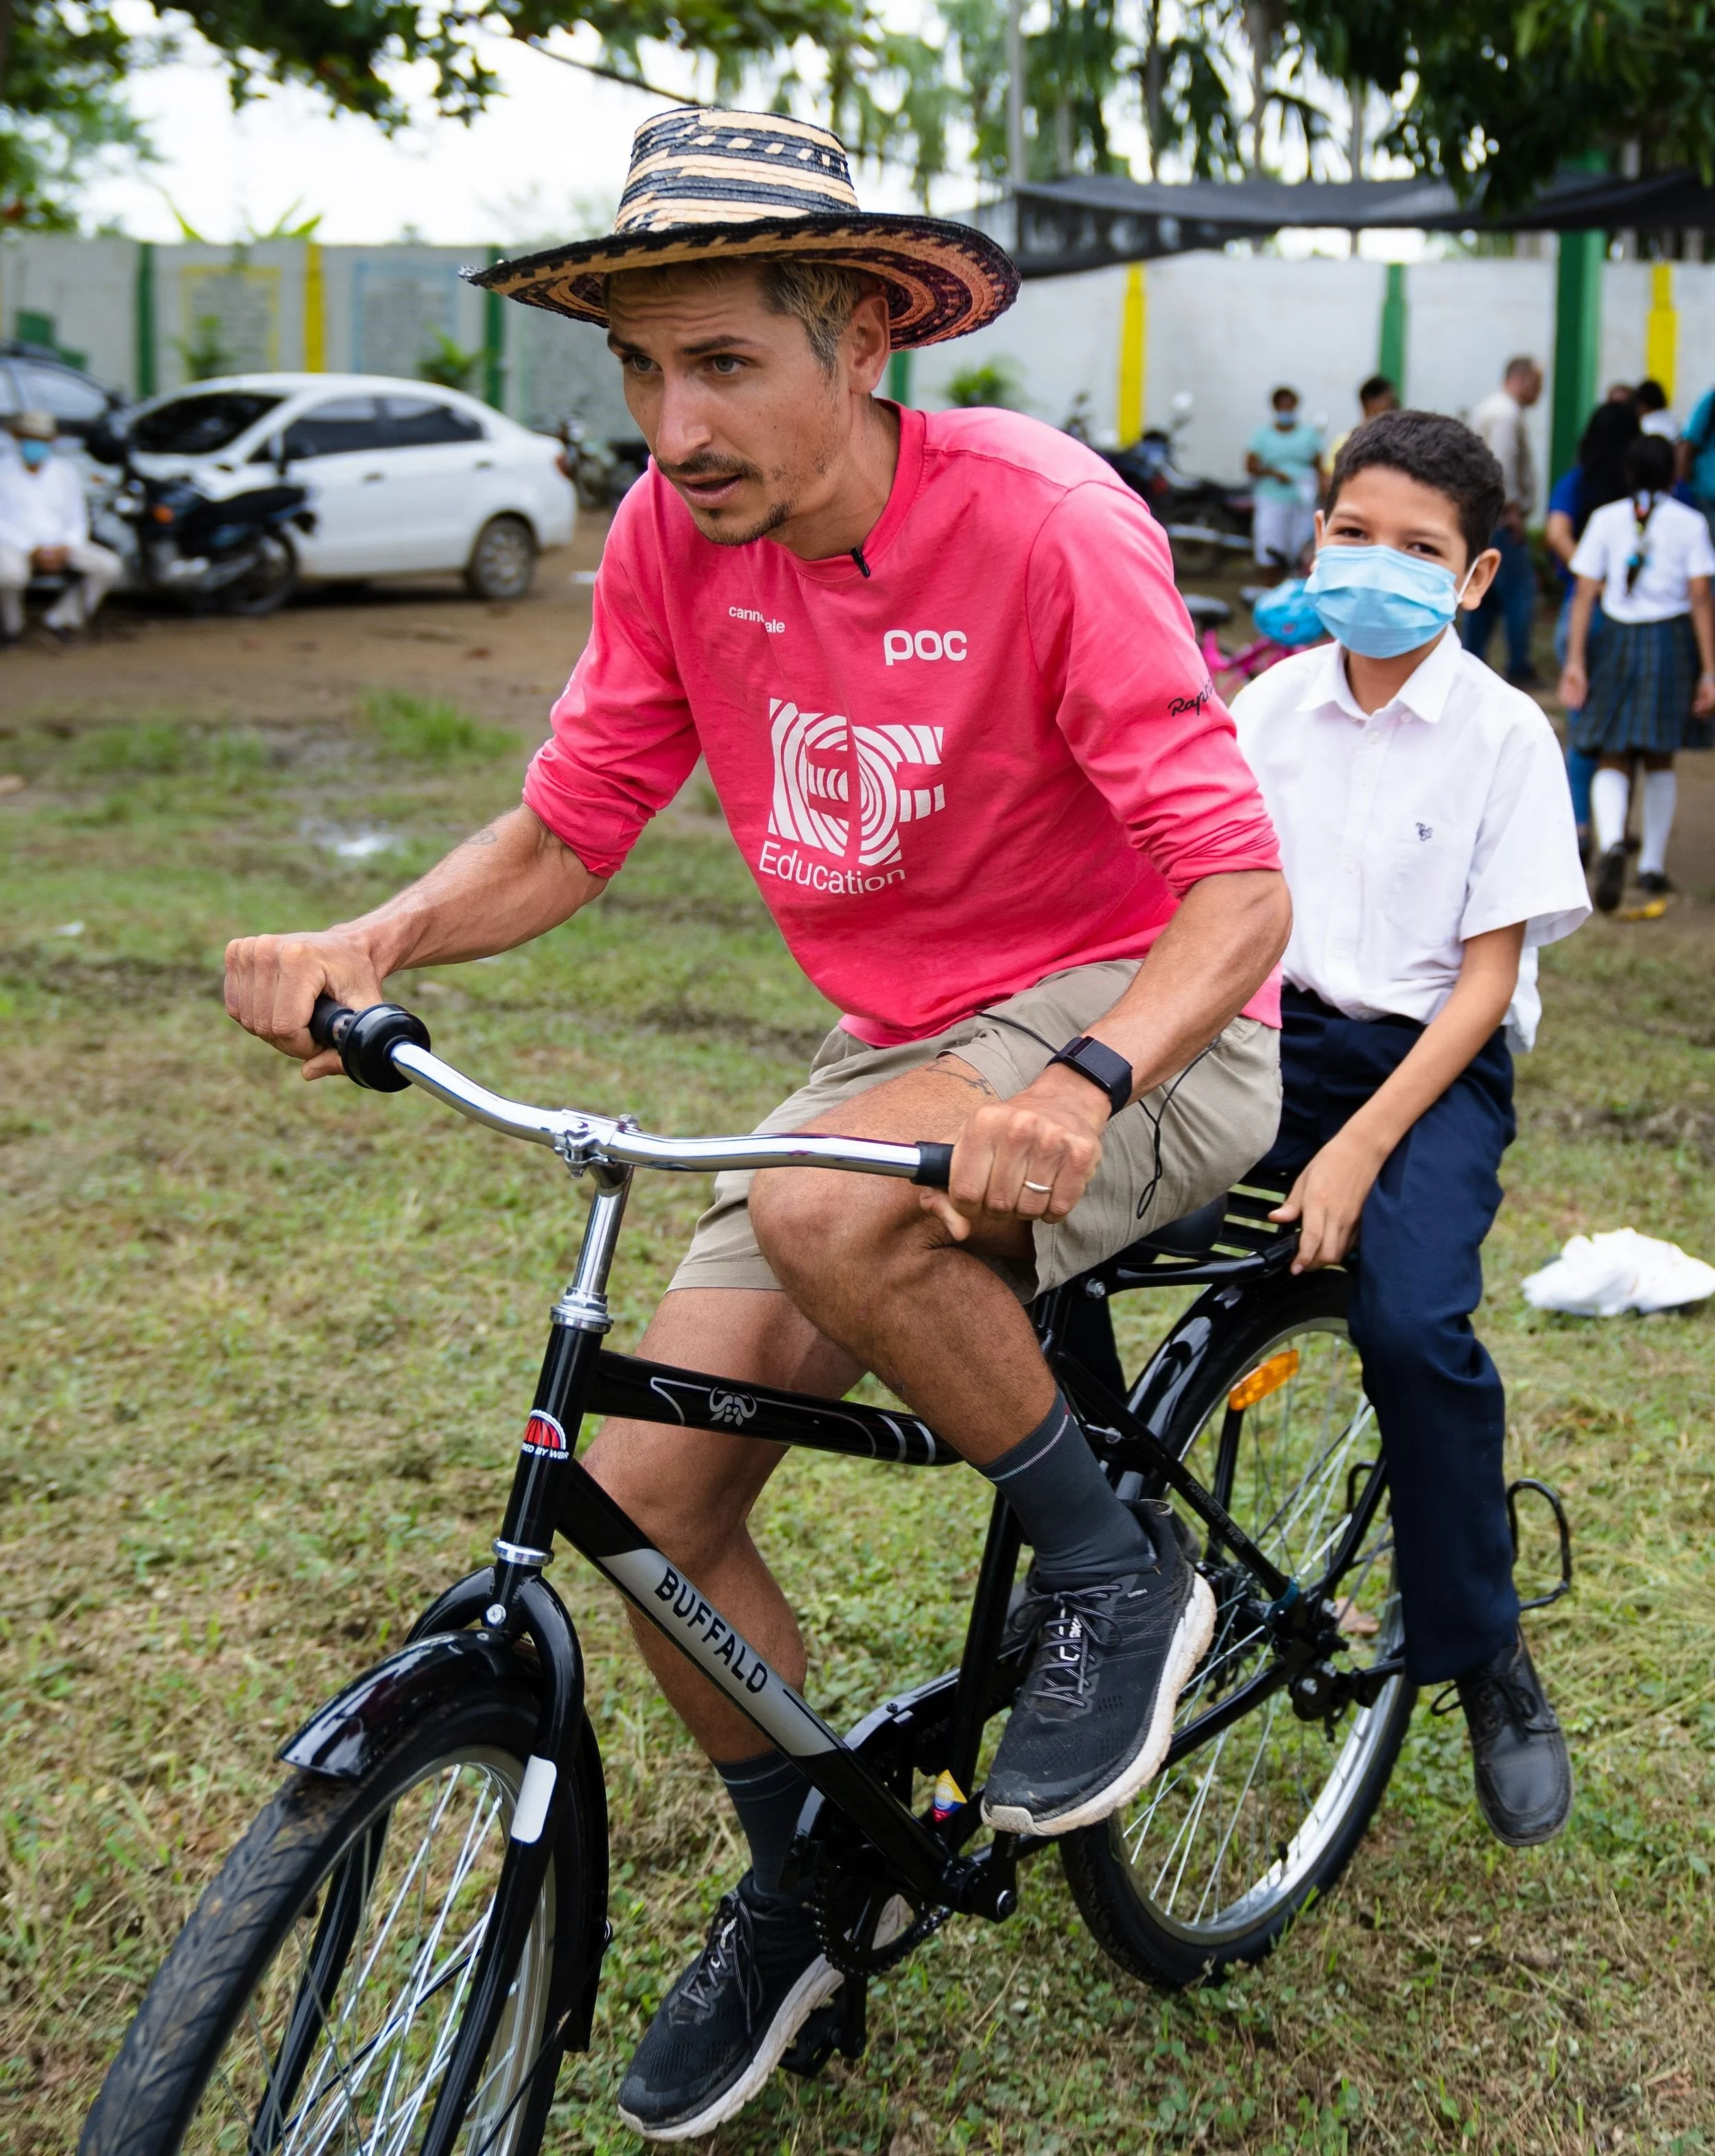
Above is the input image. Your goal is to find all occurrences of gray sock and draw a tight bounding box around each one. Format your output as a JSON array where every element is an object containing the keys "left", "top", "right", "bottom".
[
  {"left": 980, "top": 1391, "right": 1155, "bottom": 1587},
  {"left": 713, "top": 1749, "right": 813, "bottom": 1904}
]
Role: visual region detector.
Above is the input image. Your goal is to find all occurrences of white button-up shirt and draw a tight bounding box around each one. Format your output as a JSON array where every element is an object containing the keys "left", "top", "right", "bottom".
[
  {"left": 1568, "top": 494, "right": 1715, "bottom": 625},
  {"left": 0, "top": 453, "right": 90, "bottom": 554},
  {"left": 1232, "top": 630, "right": 1590, "bottom": 1050}
]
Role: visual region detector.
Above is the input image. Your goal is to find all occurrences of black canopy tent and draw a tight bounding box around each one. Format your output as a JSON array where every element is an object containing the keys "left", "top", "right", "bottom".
[
  {"left": 1008, "top": 169, "right": 1714, "bottom": 475},
  {"left": 1010, "top": 170, "right": 1715, "bottom": 280}
]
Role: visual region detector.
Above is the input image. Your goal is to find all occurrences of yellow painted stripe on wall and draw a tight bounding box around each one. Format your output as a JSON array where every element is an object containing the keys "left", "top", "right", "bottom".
[
  {"left": 1644, "top": 262, "right": 1676, "bottom": 404},
  {"left": 304, "top": 241, "right": 326, "bottom": 372},
  {"left": 1117, "top": 263, "right": 1146, "bottom": 445}
]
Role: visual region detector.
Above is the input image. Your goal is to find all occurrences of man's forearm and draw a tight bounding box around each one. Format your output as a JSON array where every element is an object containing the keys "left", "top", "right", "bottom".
[
  {"left": 1085, "top": 870, "right": 1290, "bottom": 1099},
  {"left": 345, "top": 805, "right": 604, "bottom": 976}
]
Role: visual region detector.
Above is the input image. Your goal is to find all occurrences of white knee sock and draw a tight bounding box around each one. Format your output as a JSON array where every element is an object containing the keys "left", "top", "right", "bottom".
[
  {"left": 1591, "top": 767, "right": 1631, "bottom": 856},
  {"left": 1639, "top": 769, "right": 1677, "bottom": 876}
]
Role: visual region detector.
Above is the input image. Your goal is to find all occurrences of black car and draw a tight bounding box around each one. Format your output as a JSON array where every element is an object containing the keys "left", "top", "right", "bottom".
[{"left": 0, "top": 340, "right": 127, "bottom": 449}]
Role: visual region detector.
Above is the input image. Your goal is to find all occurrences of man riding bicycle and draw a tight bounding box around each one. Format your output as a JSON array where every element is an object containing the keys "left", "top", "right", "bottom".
[{"left": 224, "top": 110, "right": 1290, "bottom": 2140}]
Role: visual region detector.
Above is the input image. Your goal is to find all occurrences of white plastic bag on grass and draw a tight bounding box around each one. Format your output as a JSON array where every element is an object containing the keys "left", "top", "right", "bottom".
[{"left": 1521, "top": 1229, "right": 1715, "bottom": 1316}]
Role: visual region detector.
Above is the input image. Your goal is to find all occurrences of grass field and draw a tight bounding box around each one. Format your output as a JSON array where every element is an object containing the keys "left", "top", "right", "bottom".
[{"left": 1, "top": 689, "right": 1712, "bottom": 2155}]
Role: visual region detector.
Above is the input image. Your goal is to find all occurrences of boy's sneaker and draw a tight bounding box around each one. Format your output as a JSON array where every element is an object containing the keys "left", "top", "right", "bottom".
[
  {"left": 617, "top": 1877, "right": 840, "bottom": 2141},
  {"left": 982, "top": 1515, "right": 1216, "bottom": 1837},
  {"left": 1593, "top": 842, "right": 1628, "bottom": 912},
  {"left": 1456, "top": 1628, "right": 1572, "bottom": 1847}
]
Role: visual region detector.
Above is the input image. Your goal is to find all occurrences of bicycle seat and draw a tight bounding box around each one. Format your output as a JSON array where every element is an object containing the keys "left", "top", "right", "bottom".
[
  {"left": 1181, "top": 593, "right": 1232, "bottom": 628},
  {"left": 1117, "top": 1193, "right": 1227, "bottom": 1264}
]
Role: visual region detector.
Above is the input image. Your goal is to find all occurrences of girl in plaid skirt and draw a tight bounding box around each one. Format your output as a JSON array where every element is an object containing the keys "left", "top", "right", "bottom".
[{"left": 1559, "top": 434, "right": 1715, "bottom": 911}]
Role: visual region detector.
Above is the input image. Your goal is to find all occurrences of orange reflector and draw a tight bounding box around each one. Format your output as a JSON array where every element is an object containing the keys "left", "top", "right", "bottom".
[{"left": 1227, "top": 1348, "right": 1300, "bottom": 1412}]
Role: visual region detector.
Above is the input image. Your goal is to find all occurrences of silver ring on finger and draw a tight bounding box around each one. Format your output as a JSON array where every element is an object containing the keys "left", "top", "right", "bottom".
[{"left": 1022, "top": 1179, "right": 1054, "bottom": 1194}]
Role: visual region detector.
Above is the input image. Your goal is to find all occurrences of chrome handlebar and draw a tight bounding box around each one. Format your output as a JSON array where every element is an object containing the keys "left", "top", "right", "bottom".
[{"left": 309, "top": 999, "right": 952, "bottom": 1187}]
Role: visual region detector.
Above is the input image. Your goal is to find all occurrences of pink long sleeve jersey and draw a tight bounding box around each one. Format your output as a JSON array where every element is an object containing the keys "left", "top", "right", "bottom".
[{"left": 525, "top": 404, "right": 1282, "bottom": 1047}]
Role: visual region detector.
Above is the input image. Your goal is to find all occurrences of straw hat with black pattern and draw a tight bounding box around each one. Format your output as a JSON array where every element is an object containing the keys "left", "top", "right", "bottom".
[{"left": 470, "top": 106, "right": 1018, "bottom": 349}]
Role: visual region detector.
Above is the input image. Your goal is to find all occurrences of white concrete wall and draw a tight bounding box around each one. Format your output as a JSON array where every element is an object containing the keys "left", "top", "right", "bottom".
[
  {"left": 5, "top": 234, "right": 1714, "bottom": 471},
  {"left": 1144, "top": 254, "right": 1386, "bottom": 479}
]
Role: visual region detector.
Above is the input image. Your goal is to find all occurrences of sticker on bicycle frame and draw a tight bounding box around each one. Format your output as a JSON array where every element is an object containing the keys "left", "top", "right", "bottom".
[
  {"left": 521, "top": 1410, "right": 569, "bottom": 1458},
  {"left": 1227, "top": 1348, "right": 1300, "bottom": 1413},
  {"left": 931, "top": 1769, "right": 967, "bottom": 1821}
]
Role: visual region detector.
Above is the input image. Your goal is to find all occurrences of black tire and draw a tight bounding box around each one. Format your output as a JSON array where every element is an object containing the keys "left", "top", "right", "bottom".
[
  {"left": 465, "top": 515, "right": 537, "bottom": 602},
  {"left": 217, "top": 532, "right": 299, "bottom": 617},
  {"left": 80, "top": 1685, "right": 599, "bottom": 2155},
  {"left": 1062, "top": 1270, "right": 1415, "bottom": 1989}
]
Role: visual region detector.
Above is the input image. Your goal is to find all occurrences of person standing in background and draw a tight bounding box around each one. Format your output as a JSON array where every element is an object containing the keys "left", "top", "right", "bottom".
[
  {"left": 1561, "top": 433, "right": 1715, "bottom": 911},
  {"left": 1544, "top": 401, "right": 1642, "bottom": 861},
  {"left": 0, "top": 412, "right": 121, "bottom": 645},
  {"left": 1635, "top": 379, "right": 1677, "bottom": 440},
  {"left": 1681, "top": 381, "right": 1715, "bottom": 541},
  {"left": 1246, "top": 386, "right": 1325, "bottom": 582},
  {"left": 1328, "top": 373, "right": 1399, "bottom": 466},
  {"left": 1464, "top": 358, "right": 1544, "bottom": 685}
]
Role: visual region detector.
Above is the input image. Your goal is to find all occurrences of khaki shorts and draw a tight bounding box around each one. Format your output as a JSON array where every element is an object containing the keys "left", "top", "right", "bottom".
[{"left": 670, "top": 960, "right": 1282, "bottom": 1302}]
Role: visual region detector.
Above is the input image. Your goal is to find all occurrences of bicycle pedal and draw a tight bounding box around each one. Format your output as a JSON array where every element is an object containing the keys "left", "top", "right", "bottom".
[{"left": 781, "top": 1998, "right": 842, "bottom": 2079}]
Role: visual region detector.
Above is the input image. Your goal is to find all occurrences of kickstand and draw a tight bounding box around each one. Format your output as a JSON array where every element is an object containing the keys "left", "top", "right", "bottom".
[{"left": 836, "top": 1971, "right": 868, "bottom": 2059}]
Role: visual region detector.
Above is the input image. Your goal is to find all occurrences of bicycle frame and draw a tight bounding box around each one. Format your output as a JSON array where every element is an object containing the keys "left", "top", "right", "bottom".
[{"left": 276, "top": 1007, "right": 1397, "bottom": 2153}]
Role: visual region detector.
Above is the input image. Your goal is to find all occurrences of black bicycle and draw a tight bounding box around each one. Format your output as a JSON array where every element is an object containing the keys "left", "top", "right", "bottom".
[{"left": 81, "top": 997, "right": 1434, "bottom": 2155}]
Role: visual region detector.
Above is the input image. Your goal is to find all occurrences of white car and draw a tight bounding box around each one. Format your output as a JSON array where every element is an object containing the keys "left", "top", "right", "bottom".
[{"left": 121, "top": 372, "right": 576, "bottom": 600}]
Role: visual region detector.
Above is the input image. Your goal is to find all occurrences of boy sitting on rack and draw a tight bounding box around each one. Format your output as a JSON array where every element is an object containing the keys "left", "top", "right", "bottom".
[{"left": 1231, "top": 410, "right": 1589, "bottom": 1845}]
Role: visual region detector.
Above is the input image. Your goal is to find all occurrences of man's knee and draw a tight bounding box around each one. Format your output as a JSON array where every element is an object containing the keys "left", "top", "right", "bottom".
[{"left": 748, "top": 1166, "right": 911, "bottom": 1288}]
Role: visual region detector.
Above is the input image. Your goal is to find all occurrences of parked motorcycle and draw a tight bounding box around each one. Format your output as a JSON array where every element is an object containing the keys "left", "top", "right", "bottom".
[
  {"left": 1093, "top": 393, "right": 1253, "bottom": 578},
  {"left": 86, "top": 418, "right": 316, "bottom": 617},
  {"left": 552, "top": 418, "right": 651, "bottom": 512}
]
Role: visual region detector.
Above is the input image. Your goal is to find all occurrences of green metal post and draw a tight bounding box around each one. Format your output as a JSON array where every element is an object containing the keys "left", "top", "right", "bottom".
[
  {"left": 484, "top": 245, "right": 506, "bottom": 412},
  {"left": 887, "top": 350, "right": 913, "bottom": 405},
  {"left": 1550, "top": 230, "right": 1605, "bottom": 484},
  {"left": 1377, "top": 262, "right": 1406, "bottom": 396},
  {"left": 134, "top": 241, "right": 157, "bottom": 398}
]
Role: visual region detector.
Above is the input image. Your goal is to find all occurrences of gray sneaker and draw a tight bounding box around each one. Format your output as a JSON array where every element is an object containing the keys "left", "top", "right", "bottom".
[{"left": 982, "top": 1520, "right": 1216, "bottom": 1837}]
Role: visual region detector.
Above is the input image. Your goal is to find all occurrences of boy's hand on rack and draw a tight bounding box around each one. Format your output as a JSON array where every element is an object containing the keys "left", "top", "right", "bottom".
[{"left": 1270, "top": 1130, "right": 1385, "bottom": 1272}]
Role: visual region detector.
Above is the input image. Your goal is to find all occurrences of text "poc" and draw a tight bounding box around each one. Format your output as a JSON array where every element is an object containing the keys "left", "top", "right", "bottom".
[{"left": 884, "top": 628, "right": 967, "bottom": 666}]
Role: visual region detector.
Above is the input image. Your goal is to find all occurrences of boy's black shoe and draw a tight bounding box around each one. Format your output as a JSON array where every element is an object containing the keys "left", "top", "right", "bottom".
[
  {"left": 1593, "top": 843, "right": 1628, "bottom": 913},
  {"left": 1636, "top": 870, "right": 1673, "bottom": 896},
  {"left": 617, "top": 1877, "right": 839, "bottom": 2141},
  {"left": 1456, "top": 1629, "right": 1572, "bottom": 1847},
  {"left": 982, "top": 1515, "right": 1216, "bottom": 1837}
]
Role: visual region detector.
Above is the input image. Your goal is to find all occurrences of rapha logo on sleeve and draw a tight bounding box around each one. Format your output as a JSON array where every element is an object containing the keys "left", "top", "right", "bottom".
[{"left": 521, "top": 1410, "right": 569, "bottom": 1458}]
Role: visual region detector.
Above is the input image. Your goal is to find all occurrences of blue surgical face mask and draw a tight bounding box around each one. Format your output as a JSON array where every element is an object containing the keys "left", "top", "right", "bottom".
[
  {"left": 1305, "top": 542, "right": 1474, "bottom": 659},
  {"left": 1273, "top": 408, "right": 1297, "bottom": 430},
  {"left": 19, "top": 439, "right": 51, "bottom": 469}
]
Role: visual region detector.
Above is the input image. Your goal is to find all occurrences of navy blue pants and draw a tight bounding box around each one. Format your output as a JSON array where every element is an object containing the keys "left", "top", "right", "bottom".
[
  {"left": 1253, "top": 989, "right": 1520, "bottom": 1684},
  {"left": 1460, "top": 523, "right": 1537, "bottom": 679}
]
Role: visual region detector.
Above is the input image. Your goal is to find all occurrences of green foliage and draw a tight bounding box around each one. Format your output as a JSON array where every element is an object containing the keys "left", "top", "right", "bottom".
[
  {"left": 943, "top": 357, "right": 1024, "bottom": 408},
  {"left": 416, "top": 329, "right": 482, "bottom": 394},
  {"left": 357, "top": 689, "right": 515, "bottom": 766},
  {"left": 172, "top": 312, "right": 237, "bottom": 383}
]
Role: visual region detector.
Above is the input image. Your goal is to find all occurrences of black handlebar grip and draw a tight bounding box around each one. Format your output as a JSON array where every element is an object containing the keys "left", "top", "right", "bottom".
[
  {"left": 308, "top": 996, "right": 431, "bottom": 1093},
  {"left": 911, "top": 1141, "right": 954, "bottom": 1189}
]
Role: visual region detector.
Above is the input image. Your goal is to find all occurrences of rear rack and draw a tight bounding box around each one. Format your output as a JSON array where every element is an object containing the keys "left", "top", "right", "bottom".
[{"left": 1084, "top": 1183, "right": 1299, "bottom": 1294}]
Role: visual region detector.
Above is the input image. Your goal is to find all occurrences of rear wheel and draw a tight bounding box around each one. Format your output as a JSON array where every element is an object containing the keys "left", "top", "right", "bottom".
[
  {"left": 80, "top": 1690, "right": 598, "bottom": 2155},
  {"left": 465, "top": 515, "right": 537, "bottom": 602},
  {"left": 1062, "top": 1270, "right": 1415, "bottom": 1987}
]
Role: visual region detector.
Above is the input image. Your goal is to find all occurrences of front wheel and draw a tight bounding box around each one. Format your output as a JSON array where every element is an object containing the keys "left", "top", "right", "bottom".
[
  {"left": 80, "top": 1687, "right": 599, "bottom": 2156},
  {"left": 1062, "top": 1268, "right": 1415, "bottom": 1988}
]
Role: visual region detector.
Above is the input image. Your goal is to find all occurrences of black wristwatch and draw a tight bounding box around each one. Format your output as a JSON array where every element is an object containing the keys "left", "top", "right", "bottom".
[{"left": 1047, "top": 1034, "right": 1135, "bottom": 1119}]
